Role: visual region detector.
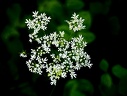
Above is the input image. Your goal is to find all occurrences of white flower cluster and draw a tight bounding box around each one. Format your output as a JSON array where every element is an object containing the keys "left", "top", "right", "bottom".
[
  {"left": 20, "top": 11, "right": 92, "bottom": 85},
  {"left": 66, "top": 12, "right": 86, "bottom": 32},
  {"left": 25, "top": 11, "right": 51, "bottom": 42}
]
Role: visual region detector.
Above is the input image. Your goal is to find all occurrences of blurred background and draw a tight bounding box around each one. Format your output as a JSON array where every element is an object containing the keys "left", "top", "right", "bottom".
[{"left": 0, "top": 0, "right": 127, "bottom": 96}]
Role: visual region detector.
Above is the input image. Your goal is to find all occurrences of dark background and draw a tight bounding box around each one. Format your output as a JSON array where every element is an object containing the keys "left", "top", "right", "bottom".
[{"left": 0, "top": 0, "right": 127, "bottom": 96}]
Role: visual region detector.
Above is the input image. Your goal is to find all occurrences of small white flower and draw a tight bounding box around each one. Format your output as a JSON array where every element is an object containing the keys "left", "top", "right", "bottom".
[
  {"left": 20, "top": 51, "right": 27, "bottom": 57},
  {"left": 59, "top": 31, "right": 65, "bottom": 37},
  {"left": 50, "top": 79, "right": 57, "bottom": 85},
  {"left": 32, "top": 11, "right": 38, "bottom": 17},
  {"left": 61, "top": 72, "right": 67, "bottom": 78},
  {"left": 21, "top": 11, "right": 92, "bottom": 86},
  {"left": 25, "top": 11, "right": 51, "bottom": 33},
  {"left": 52, "top": 40, "right": 59, "bottom": 47},
  {"left": 42, "top": 58, "right": 48, "bottom": 63},
  {"left": 70, "top": 71, "right": 77, "bottom": 79},
  {"left": 66, "top": 12, "right": 85, "bottom": 32}
]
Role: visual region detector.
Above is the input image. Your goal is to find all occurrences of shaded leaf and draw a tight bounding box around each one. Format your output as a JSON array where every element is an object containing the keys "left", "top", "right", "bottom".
[
  {"left": 6, "top": 3, "right": 21, "bottom": 27},
  {"left": 1, "top": 26, "right": 23, "bottom": 56},
  {"left": 99, "top": 83, "right": 117, "bottom": 96},
  {"left": 101, "top": 73, "right": 112, "bottom": 88},
  {"left": 57, "top": 25, "right": 70, "bottom": 32},
  {"left": 64, "top": 79, "right": 94, "bottom": 96},
  {"left": 70, "top": 90, "right": 86, "bottom": 96},
  {"left": 79, "top": 11, "right": 92, "bottom": 30},
  {"left": 77, "top": 31, "right": 96, "bottom": 43},
  {"left": 112, "top": 64, "right": 127, "bottom": 79},
  {"left": 57, "top": 25, "right": 74, "bottom": 40},
  {"left": 66, "top": 0, "right": 84, "bottom": 11},
  {"left": 38, "top": 0, "right": 63, "bottom": 21},
  {"left": 99, "top": 59, "right": 109, "bottom": 72},
  {"left": 77, "top": 79, "right": 94, "bottom": 94}
]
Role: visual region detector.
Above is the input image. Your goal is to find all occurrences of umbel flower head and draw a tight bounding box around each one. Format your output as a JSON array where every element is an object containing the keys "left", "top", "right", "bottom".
[
  {"left": 20, "top": 11, "right": 92, "bottom": 85},
  {"left": 66, "top": 12, "right": 85, "bottom": 32}
]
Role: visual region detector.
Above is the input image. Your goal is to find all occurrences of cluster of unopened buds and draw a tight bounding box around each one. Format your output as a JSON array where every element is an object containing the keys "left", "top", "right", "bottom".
[{"left": 20, "top": 11, "right": 92, "bottom": 85}]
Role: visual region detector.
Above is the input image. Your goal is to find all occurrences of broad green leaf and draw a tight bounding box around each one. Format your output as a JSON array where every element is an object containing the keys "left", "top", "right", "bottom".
[
  {"left": 77, "top": 79, "right": 94, "bottom": 94},
  {"left": 57, "top": 25, "right": 74, "bottom": 40},
  {"left": 101, "top": 73, "right": 112, "bottom": 88},
  {"left": 57, "top": 25, "right": 70, "bottom": 32},
  {"left": 1, "top": 26, "right": 19, "bottom": 42},
  {"left": 99, "top": 59, "right": 109, "bottom": 72},
  {"left": 38, "top": 1, "right": 63, "bottom": 20},
  {"left": 1, "top": 26, "right": 23, "bottom": 55},
  {"left": 70, "top": 90, "right": 86, "bottom": 96},
  {"left": 66, "top": 0, "right": 84, "bottom": 11},
  {"left": 64, "top": 79, "right": 94, "bottom": 96},
  {"left": 6, "top": 3, "right": 21, "bottom": 27},
  {"left": 77, "top": 31, "right": 96, "bottom": 43},
  {"left": 79, "top": 11, "right": 92, "bottom": 30},
  {"left": 112, "top": 64, "right": 127, "bottom": 78}
]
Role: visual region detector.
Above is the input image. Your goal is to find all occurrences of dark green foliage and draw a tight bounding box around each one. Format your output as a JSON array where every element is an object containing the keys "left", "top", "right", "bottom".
[
  {"left": 99, "top": 59, "right": 109, "bottom": 72},
  {"left": 78, "top": 11, "right": 92, "bottom": 30},
  {"left": 101, "top": 73, "right": 112, "bottom": 88},
  {"left": 112, "top": 64, "right": 127, "bottom": 79},
  {"left": 66, "top": 0, "right": 84, "bottom": 11},
  {"left": 64, "top": 79, "right": 94, "bottom": 96}
]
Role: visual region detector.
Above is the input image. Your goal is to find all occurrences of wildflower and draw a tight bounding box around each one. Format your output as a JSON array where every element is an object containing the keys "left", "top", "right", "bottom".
[
  {"left": 20, "top": 11, "right": 92, "bottom": 85},
  {"left": 25, "top": 10, "right": 51, "bottom": 34},
  {"left": 66, "top": 12, "right": 85, "bottom": 32},
  {"left": 20, "top": 51, "right": 27, "bottom": 57}
]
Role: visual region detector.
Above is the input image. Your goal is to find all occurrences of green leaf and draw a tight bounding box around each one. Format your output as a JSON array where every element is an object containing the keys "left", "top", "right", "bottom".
[
  {"left": 79, "top": 11, "right": 92, "bottom": 30},
  {"left": 99, "top": 59, "right": 109, "bottom": 72},
  {"left": 57, "top": 25, "right": 69, "bottom": 32},
  {"left": 77, "top": 31, "right": 96, "bottom": 43},
  {"left": 70, "top": 90, "right": 86, "bottom": 96},
  {"left": 1, "top": 26, "right": 23, "bottom": 55},
  {"left": 64, "top": 79, "right": 94, "bottom": 96},
  {"left": 6, "top": 3, "right": 21, "bottom": 27},
  {"left": 101, "top": 73, "right": 112, "bottom": 88},
  {"left": 112, "top": 64, "right": 127, "bottom": 78},
  {"left": 77, "top": 79, "right": 94, "bottom": 94},
  {"left": 57, "top": 25, "right": 74, "bottom": 40},
  {"left": 66, "top": 0, "right": 84, "bottom": 11},
  {"left": 38, "top": 1, "right": 63, "bottom": 20}
]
